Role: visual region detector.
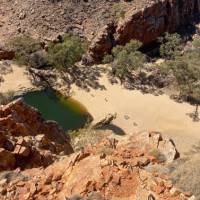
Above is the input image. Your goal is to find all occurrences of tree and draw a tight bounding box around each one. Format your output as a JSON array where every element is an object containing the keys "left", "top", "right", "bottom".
[
  {"left": 105, "top": 40, "right": 146, "bottom": 81},
  {"left": 159, "top": 33, "right": 182, "bottom": 60},
  {"left": 167, "top": 41, "right": 200, "bottom": 121},
  {"left": 47, "top": 34, "right": 87, "bottom": 70}
]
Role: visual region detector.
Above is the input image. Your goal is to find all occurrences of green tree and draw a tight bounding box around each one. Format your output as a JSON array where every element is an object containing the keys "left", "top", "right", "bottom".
[
  {"left": 108, "top": 40, "right": 146, "bottom": 80},
  {"left": 47, "top": 34, "right": 87, "bottom": 70},
  {"left": 167, "top": 41, "right": 200, "bottom": 120},
  {"left": 159, "top": 33, "right": 182, "bottom": 60}
]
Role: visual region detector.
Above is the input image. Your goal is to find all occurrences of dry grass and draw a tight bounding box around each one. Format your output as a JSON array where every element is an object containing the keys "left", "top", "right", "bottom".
[
  {"left": 149, "top": 149, "right": 166, "bottom": 163},
  {"left": 170, "top": 154, "right": 200, "bottom": 199},
  {"left": 69, "top": 126, "right": 109, "bottom": 151}
]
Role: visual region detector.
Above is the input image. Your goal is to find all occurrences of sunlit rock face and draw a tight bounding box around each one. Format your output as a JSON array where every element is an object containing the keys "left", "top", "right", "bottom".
[
  {"left": 87, "top": 0, "right": 200, "bottom": 63},
  {"left": 0, "top": 98, "right": 73, "bottom": 170}
]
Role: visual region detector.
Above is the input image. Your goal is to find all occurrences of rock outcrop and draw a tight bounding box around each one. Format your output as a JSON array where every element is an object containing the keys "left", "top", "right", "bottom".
[
  {"left": 0, "top": 99, "right": 73, "bottom": 170},
  {"left": 115, "top": 0, "right": 199, "bottom": 45},
  {"left": 87, "top": 0, "right": 200, "bottom": 63},
  {"left": 1, "top": 0, "right": 199, "bottom": 63},
  {"left": 0, "top": 129, "right": 188, "bottom": 200}
]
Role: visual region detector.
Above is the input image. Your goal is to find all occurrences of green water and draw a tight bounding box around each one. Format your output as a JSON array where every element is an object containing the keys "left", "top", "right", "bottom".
[{"left": 22, "top": 89, "right": 91, "bottom": 131}]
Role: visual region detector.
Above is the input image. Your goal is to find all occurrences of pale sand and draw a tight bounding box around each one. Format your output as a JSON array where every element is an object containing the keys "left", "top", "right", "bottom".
[
  {"left": 0, "top": 63, "right": 34, "bottom": 93},
  {"left": 1, "top": 64, "right": 200, "bottom": 154},
  {"left": 71, "top": 72, "right": 200, "bottom": 154}
]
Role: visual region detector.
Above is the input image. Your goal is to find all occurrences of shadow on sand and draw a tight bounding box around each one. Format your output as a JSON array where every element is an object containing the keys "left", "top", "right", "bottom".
[{"left": 95, "top": 123, "right": 126, "bottom": 136}]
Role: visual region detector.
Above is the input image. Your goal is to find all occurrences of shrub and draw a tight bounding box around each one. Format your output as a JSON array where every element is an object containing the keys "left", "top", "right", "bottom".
[
  {"left": 112, "top": 3, "right": 126, "bottom": 20},
  {"left": 161, "top": 38, "right": 200, "bottom": 119},
  {"left": 7, "top": 35, "right": 41, "bottom": 65},
  {"left": 46, "top": 34, "right": 87, "bottom": 70},
  {"left": 102, "top": 54, "right": 113, "bottom": 64},
  {"left": 169, "top": 47, "right": 200, "bottom": 96},
  {"left": 192, "top": 38, "right": 200, "bottom": 49},
  {"left": 159, "top": 33, "right": 182, "bottom": 60},
  {"left": 110, "top": 40, "right": 146, "bottom": 80}
]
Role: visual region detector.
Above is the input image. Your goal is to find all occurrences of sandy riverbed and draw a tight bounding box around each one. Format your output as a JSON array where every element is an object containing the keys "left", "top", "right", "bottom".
[
  {"left": 1, "top": 63, "right": 200, "bottom": 154},
  {"left": 71, "top": 72, "right": 200, "bottom": 154},
  {"left": 0, "top": 62, "right": 34, "bottom": 93}
]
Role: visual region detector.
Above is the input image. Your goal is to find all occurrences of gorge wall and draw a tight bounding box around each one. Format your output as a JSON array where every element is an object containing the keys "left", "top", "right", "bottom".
[{"left": 87, "top": 0, "right": 200, "bottom": 62}]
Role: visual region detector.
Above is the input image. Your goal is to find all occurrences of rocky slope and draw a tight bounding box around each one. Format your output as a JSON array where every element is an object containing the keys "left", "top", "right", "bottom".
[
  {"left": 1, "top": 0, "right": 199, "bottom": 63},
  {"left": 0, "top": 98, "right": 73, "bottom": 170},
  {"left": 0, "top": 128, "right": 193, "bottom": 200}
]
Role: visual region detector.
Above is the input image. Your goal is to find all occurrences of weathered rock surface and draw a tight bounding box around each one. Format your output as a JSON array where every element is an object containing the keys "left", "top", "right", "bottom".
[
  {"left": 0, "top": 129, "right": 188, "bottom": 200},
  {"left": 87, "top": 0, "right": 200, "bottom": 62},
  {"left": 0, "top": 99, "right": 73, "bottom": 170},
  {"left": 1, "top": 0, "right": 199, "bottom": 63},
  {"left": 115, "top": 0, "right": 199, "bottom": 45}
]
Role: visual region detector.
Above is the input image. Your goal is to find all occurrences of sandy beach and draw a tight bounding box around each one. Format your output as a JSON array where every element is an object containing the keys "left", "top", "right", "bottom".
[{"left": 71, "top": 71, "right": 200, "bottom": 154}]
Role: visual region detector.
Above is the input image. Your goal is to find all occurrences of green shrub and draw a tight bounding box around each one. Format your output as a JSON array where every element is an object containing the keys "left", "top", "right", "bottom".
[
  {"left": 110, "top": 40, "right": 146, "bottom": 80},
  {"left": 169, "top": 47, "right": 200, "bottom": 96},
  {"left": 161, "top": 38, "right": 200, "bottom": 118},
  {"left": 112, "top": 3, "right": 126, "bottom": 20},
  {"left": 7, "top": 35, "right": 41, "bottom": 65},
  {"left": 192, "top": 38, "right": 200, "bottom": 49},
  {"left": 102, "top": 54, "right": 113, "bottom": 64},
  {"left": 46, "top": 34, "right": 87, "bottom": 70},
  {"left": 69, "top": 126, "right": 108, "bottom": 151},
  {"left": 159, "top": 33, "right": 182, "bottom": 60}
]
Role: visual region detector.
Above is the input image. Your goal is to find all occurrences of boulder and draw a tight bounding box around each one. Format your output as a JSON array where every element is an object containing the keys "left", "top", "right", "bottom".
[
  {"left": 135, "top": 131, "right": 179, "bottom": 163},
  {"left": 158, "top": 139, "right": 179, "bottom": 163}
]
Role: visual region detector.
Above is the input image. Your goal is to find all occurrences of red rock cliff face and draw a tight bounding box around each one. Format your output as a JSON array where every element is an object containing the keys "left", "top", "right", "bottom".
[
  {"left": 115, "top": 0, "right": 200, "bottom": 45},
  {"left": 0, "top": 99, "right": 73, "bottom": 170},
  {"left": 87, "top": 0, "right": 200, "bottom": 63}
]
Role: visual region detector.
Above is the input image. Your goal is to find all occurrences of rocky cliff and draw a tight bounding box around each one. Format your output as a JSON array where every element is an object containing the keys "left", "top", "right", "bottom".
[
  {"left": 1, "top": 0, "right": 199, "bottom": 63},
  {"left": 0, "top": 98, "right": 73, "bottom": 170},
  {"left": 87, "top": 0, "right": 200, "bottom": 62}
]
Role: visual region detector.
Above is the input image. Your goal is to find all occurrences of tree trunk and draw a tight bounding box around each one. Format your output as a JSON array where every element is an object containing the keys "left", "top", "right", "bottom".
[{"left": 193, "top": 104, "right": 199, "bottom": 121}]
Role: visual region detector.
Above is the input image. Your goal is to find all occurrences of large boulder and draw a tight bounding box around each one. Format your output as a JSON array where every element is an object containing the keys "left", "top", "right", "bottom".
[{"left": 134, "top": 131, "right": 179, "bottom": 163}]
